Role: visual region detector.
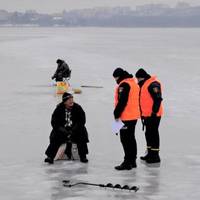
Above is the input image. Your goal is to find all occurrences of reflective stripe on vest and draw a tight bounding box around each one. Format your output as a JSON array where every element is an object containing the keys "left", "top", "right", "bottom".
[
  {"left": 114, "top": 78, "right": 140, "bottom": 120},
  {"left": 140, "top": 76, "right": 163, "bottom": 117}
]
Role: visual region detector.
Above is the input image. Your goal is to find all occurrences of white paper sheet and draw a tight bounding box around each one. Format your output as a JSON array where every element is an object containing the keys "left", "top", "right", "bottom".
[{"left": 112, "top": 120, "right": 124, "bottom": 134}]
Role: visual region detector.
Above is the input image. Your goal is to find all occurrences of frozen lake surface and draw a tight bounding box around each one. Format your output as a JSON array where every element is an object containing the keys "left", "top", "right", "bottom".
[{"left": 0, "top": 27, "right": 200, "bottom": 199}]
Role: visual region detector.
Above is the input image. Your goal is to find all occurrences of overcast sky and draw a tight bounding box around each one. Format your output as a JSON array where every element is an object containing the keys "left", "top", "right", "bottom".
[{"left": 1, "top": 0, "right": 200, "bottom": 13}]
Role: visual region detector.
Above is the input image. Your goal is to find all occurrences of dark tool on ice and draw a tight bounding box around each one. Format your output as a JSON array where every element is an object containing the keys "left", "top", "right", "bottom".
[
  {"left": 81, "top": 85, "right": 103, "bottom": 88},
  {"left": 62, "top": 180, "right": 139, "bottom": 192}
]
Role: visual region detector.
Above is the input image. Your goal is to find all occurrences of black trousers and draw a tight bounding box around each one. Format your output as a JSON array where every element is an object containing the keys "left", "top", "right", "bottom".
[
  {"left": 119, "top": 120, "right": 137, "bottom": 164},
  {"left": 45, "top": 132, "right": 88, "bottom": 159},
  {"left": 144, "top": 116, "right": 161, "bottom": 150}
]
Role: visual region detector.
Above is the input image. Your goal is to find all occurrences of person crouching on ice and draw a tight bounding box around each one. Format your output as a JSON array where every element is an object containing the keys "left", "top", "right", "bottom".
[
  {"left": 52, "top": 59, "right": 71, "bottom": 82},
  {"left": 44, "top": 92, "right": 89, "bottom": 164}
]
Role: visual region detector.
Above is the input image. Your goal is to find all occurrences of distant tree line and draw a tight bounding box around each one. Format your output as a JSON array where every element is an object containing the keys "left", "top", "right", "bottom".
[{"left": 1, "top": 3, "right": 200, "bottom": 27}]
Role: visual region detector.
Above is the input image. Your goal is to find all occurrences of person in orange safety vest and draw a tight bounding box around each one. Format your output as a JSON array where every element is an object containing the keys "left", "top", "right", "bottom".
[
  {"left": 113, "top": 67, "right": 140, "bottom": 170},
  {"left": 135, "top": 68, "right": 163, "bottom": 164}
]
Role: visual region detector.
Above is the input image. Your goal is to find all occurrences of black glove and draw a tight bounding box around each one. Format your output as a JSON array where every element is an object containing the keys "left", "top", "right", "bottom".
[
  {"left": 141, "top": 116, "right": 145, "bottom": 131},
  {"left": 66, "top": 130, "right": 73, "bottom": 138},
  {"left": 58, "top": 127, "right": 71, "bottom": 136},
  {"left": 59, "top": 127, "right": 74, "bottom": 142},
  {"left": 65, "top": 132, "right": 72, "bottom": 143}
]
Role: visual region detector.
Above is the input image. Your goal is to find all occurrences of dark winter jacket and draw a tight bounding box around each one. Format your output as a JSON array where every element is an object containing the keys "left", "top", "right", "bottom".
[
  {"left": 52, "top": 61, "right": 71, "bottom": 80},
  {"left": 50, "top": 102, "right": 89, "bottom": 143}
]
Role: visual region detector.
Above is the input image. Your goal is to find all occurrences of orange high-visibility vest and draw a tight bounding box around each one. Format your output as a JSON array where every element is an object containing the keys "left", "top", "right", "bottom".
[
  {"left": 140, "top": 76, "right": 164, "bottom": 117},
  {"left": 114, "top": 78, "right": 140, "bottom": 121}
]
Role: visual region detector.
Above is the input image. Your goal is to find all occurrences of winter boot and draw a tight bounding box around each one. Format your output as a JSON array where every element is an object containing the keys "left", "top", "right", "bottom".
[
  {"left": 131, "top": 160, "right": 137, "bottom": 168},
  {"left": 44, "top": 157, "right": 54, "bottom": 164},
  {"left": 140, "top": 147, "right": 151, "bottom": 161},
  {"left": 146, "top": 150, "right": 161, "bottom": 163},
  {"left": 115, "top": 161, "right": 133, "bottom": 170}
]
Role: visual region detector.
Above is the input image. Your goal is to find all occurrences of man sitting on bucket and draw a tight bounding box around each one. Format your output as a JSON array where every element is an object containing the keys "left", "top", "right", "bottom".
[{"left": 44, "top": 92, "right": 89, "bottom": 164}]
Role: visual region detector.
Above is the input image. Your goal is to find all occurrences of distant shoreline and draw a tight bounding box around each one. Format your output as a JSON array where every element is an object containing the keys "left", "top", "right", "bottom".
[
  {"left": 1, "top": 25, "right": 200, "bottom": 28},
  {"left": 1, "top": 4, "right": 200, "bottom": 28}
]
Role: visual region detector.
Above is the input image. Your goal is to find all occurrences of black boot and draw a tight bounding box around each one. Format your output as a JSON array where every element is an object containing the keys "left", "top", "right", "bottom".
[
  {"left": 140, "top": 148, "right": 150, "bottom": 161},
  {"left": 115, "top": 161, "right": 133, "bottom": 170},
  {"left": 131, "top": 160, "right": 137, "bottom": 168},
  {"left": 44, "top": 157, "right": 54, "bottom": 164},
  {"left": 146, "top": 150, "right": 161, "bottom": 163}
]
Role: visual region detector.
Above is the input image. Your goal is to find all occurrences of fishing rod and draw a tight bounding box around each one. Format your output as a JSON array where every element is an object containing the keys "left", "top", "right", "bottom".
[
  {"left": 63, "top": 180, "right": 139, "bottom": 192},
  {"left": 81, "top": 85, "right": 103, "bottom": 88}
]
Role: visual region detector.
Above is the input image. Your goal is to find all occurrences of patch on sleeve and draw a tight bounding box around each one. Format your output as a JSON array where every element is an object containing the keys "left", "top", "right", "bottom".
[
  {"left": 153, "top": 87, "right": 159, "bottom": 93},
  {"left": 119, "top": 87, "right": 124, "bottom": 93}
]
